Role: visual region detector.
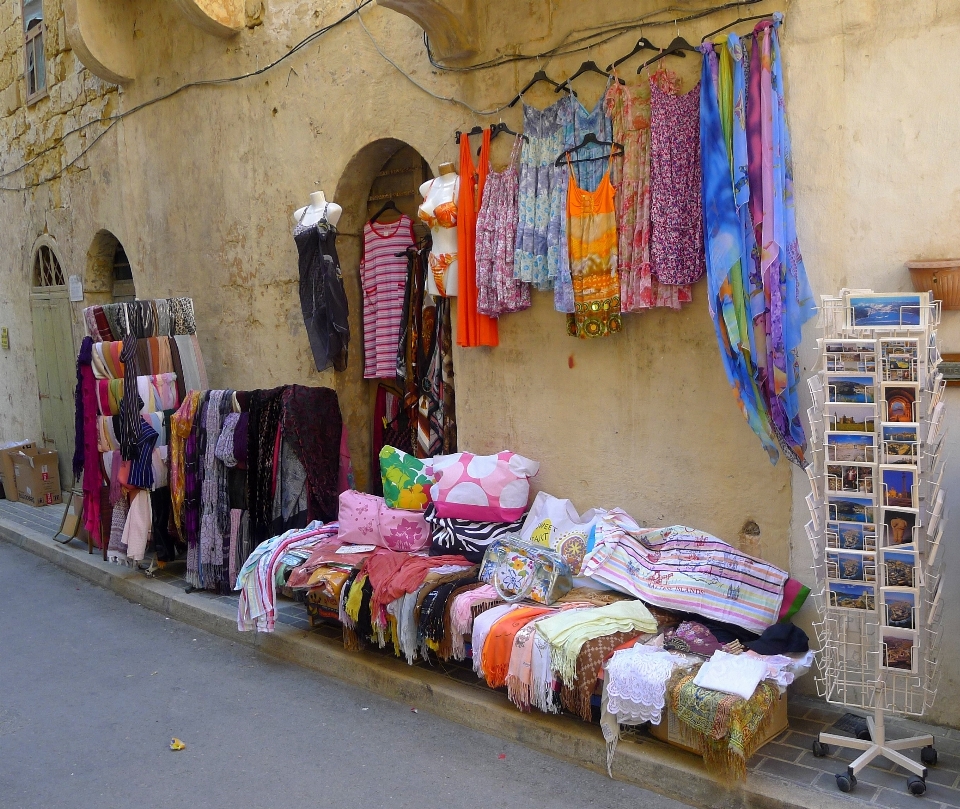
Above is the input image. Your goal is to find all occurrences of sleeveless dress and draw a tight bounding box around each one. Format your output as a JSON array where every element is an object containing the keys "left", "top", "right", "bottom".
[{"left": 294, "top": 208, "right": 350, "bottom": 373}]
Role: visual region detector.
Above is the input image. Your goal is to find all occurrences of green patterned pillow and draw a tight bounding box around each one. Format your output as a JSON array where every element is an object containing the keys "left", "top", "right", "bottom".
[{"left": 379, "top": 446, "right": 434, "bottom": 511}]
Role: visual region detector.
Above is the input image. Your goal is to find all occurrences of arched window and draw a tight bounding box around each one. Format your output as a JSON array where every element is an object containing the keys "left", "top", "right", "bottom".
[{"left": 33, "top": 244, "right": 64, "bottom": 287}]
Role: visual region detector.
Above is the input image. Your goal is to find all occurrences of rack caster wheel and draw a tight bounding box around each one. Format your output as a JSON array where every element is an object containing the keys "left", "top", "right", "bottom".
[
  {"left": 907, "top": 776, "right": 926, "bottom": 795},
  {"left": 812, "top": 741, "right": 830, "bottom": 757},
  {"left": 921, "top": 746, "right": 938, "bottom": 766},
  {"left": 836, "top": 773, "right": 857, "bottom": 792},
  {"left": 856, "top": 728, "right": 872, "bottom": 741}
]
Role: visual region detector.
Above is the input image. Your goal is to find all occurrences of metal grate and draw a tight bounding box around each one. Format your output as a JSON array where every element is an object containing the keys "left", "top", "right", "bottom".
[{"left": 33, "top": 245, "right": 63, "bottom": 287}]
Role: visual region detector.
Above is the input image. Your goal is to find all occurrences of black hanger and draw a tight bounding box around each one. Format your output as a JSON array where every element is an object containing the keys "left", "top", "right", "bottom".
[
  {"left": 555, "top": 60, "right": 624, "bottom": 93},
  {"left": 607, "top": 37, "right": 664, "bottom": 71},
  {"left": 455, "top": 125, "right": 485, "bottom": 144},
  {"left": 700, "top": 14, "right": 772, "bottom": 43},
  {"left": 637, "top": 36, "right": 700, "bottom": 73},
  {"left": 555, "top": 132, "right": 624, "bottom": 167},
  {"left": 369, "top": 200, "right": 401, "bottom": 223},
  {"left": 479, "top": 122, "right": 529, "bottom": 155},
  {"left": 508, "top": 69, "right": 575, "bottom": 108}
]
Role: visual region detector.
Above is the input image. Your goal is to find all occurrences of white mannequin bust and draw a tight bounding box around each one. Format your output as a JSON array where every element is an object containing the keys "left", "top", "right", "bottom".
[
  {"left": 418, "top": 163, "right": 459, "bottom": 297},
  {"left": 294, "top": 190, "right": 342, "bottom": 229}
]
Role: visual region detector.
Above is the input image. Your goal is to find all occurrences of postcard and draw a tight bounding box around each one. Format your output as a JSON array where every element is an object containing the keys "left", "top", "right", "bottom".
[
  {"left": 827, "top": 493, "right": 876, "bottom": 525},
  {"left": 880, "top": 465, "right": 919, "bottom": 510},
  {"left": 881, "top": 589, "right": 917, "bottom": 630},
  {"left": 826, "top": 374, "right": 876, "bottom": 404},
  {"left": 847, "top": 292, "right": 927, "bottom": 330},
  {"left": 827, "top": 463, "right": 874, "bottom": 494},
  {"left": 881, "top": 627, "right": 918, "bottom": 672},
  {"left": 826, "top": 403, "right": 877, "bottom": 433},
  {"left": 928, "top": 521, "right": 944, "bottom": 569},
  {"left": 929, "top": 581, "right": 943, "bottom": 627},
  {"left": 827, "top": 521, "right": 877, "bottom": 552},
  {"left": 827, "top": 551, "right": 876, "bottom": 583},
  {"left": 881, "top": 423, "right": 918, "bottom": 464},
  {"left": 881, "top": 384, "right": 919, "bottom": 423},
  {"left": 881, "top": 549, "right": 917, "bottom": 588},
  {"left": 824, "top": 340, "right": 878, "bottom": 373},
  {"left": 826, "top": 432, "right": 876, "bottom": 464},
  {"left": 828, "top": 580, "right": 876, "bottom": 611},
  {"left": 880, "top": 338, "right": 920, "bottom": 361},
  {"left": 883, "top": 508, "right": 918, "bottom": 547}
]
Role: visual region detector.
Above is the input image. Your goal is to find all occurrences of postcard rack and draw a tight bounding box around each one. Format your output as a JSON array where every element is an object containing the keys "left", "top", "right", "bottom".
[{"left": 805, "top": 289, "right": 945, "bottom": 795}]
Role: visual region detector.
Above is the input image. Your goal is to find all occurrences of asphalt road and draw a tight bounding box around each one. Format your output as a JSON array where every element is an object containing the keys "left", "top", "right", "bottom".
[{"left": 0, "top": 541, "right": 689, "bottom": 809}]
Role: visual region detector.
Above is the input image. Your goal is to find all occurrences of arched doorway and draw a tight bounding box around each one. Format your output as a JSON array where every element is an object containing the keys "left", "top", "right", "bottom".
[
  {"left": 28, "top": 238, "right": 75, "bottom": 485},
  {"left": 85, "top": 229, "right": 136, "bottom": 303},
  {"left": 333, "top": 139, "right": 433, "bottom": 492}
]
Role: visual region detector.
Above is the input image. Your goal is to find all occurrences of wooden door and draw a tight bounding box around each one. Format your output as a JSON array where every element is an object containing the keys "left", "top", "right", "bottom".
[{"left": 30, "top": 288, "right": 76, "bottom": 486}]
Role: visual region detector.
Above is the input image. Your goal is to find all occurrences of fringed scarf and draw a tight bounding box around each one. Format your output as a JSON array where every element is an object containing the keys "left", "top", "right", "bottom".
[
  {"left": 559, "top": 630, "right": 644, "bottom": 722},
  {"left": 506, "top": 613, "right": 555, "bottom": 712},
  {"left": 281, "top": 385, "right": 342, "bottom": 523},
  {"left": 449, "top": 584, "right": 503, "bottom": 660},
  {"left": 170, "top": 391, "right": 201, "bottom": 536},
  {"left": 438, "top": 582, "right": 484, "bottom": 660},
  {"left": 198, "top": 389, "right": 232, "bottom": 590},
  {"left": 184, "top": 394, "right": 207, "bottom": 586},
  {"left": 483, "top": 606, "right": 553, "bottom": 688},
  {"left": 247, "top": 387, "right": 285, "bottom": 545},
  {"left": 118, "top": 333, "right": 143, "bottom": 461}
]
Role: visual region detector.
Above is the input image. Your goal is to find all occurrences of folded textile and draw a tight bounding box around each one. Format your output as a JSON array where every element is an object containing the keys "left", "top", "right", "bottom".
[
  {"left": 450, "top": 585, "right": 502, "bottom": 660},
  {"left": 536, "top": 600, "right": 658, "bottom": 685},
  {"left": 663, "top": 621, "right": 724, "bottom": 657},
  {"left": 560, "top": 630, "right": 646, "bottom": 721},
  {"left": 471, "top": 604, "right": 521, "bottom": 678},
  {"left": 694, "top": 650, "right": 767, "bottom": 701},
  {"left": 121, "top": 489, "right": 152, "bottom": 561},
  {"left": 580, "top": 510, "right": 788, "bottom": 634},
  {"left": 482, "top": 606, "right": 553, "bottom": 688},
  {"left": 506, "top": 612, "right": 556, "bottom": 711}
]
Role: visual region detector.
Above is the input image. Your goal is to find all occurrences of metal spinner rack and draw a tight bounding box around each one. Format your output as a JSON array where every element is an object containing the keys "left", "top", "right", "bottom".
[{"left": 805, "top": 290, "right": 945, "bottom": 795}]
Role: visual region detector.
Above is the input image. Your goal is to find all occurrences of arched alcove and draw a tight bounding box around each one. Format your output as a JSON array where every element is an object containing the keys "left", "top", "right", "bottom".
[
  {"left": 85, "top": 229, "right": 136, "bottom": 303},
  {"left": 332, "top": 138, "right": 433, "bottom": 491}
]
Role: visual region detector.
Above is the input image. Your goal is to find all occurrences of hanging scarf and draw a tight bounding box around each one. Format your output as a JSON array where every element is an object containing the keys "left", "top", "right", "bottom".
[
  {"left": 170, "top": 391, "right": 201, "bottom": 535},
  {"left": 247, "top": 387, "right": 286, "bottom": 544},
  {"left": 75, "top": 339, "right": 103, "bottom": 545},
  {"left": 184, "top": 393, "right": 207, "bottom": 585},
  {"left": 199, "top": 390, "right": 233, "bottom": 589}
]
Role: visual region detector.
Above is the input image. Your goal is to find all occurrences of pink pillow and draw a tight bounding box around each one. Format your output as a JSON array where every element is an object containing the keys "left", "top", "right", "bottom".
[
  {"left": 337, "top": 490, "right": 430, "bottom": 552},
  {"left": 429, "top": 451, "right": 540, "bottom": 522}
]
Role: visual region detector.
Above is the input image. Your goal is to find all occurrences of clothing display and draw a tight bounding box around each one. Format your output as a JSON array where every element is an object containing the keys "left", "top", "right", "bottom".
[
  {"left": 456, "top": 128, "right": 499, "bottom": 347},
  {"left": 361, "top": 214, "right": 414, "bottom": 378},
  {"left": 418, "top": 173, "right": 460, "bottom": 297},
  {"left": 82, "top": 298, "right": 196, "bottom": 342},
  {"left": 294, "top": 208, "right": 350, "bottom": 373}
]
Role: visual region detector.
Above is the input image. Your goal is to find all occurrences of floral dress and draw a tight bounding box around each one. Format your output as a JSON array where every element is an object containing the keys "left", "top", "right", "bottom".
[
  {"left": 514, "top": 95, "right": 574, "bottom": 290},
  {"left": 605, "top": 70, "right": 693, "bottom": 312},
  {"left": 476, "top": 136, "right": 531, "bottom": 317}
]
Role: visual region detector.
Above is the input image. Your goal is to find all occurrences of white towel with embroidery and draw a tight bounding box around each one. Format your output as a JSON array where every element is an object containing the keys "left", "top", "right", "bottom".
[{"left": 693, "top": 650, "right": 767, "bottom": 700}]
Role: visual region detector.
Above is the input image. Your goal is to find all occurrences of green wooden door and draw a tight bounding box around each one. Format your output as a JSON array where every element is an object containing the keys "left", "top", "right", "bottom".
[{"left": 30, "top": 289, "right": 75, "bottom": 487}]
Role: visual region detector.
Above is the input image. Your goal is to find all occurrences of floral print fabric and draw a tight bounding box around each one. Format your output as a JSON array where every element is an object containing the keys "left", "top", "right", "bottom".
[{"left": 605, "top": 72, "right": 693, "bottom": 311}]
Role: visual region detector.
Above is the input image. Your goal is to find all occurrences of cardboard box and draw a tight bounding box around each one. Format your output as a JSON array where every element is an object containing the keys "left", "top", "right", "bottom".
[
  {"left": 12, "top": 447, "right": 62, "bottom": 507},
  {"left": 648, "top": 692, "right": 788, "bottom": 755},
  {"left": 0, "top": 440, "right": 37, "bottom": 502}
]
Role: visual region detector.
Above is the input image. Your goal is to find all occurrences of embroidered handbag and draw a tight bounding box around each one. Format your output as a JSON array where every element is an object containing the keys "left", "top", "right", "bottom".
[
  {"left": 379, "top": 445, "right": 433, "bottom": 511},
  {"left": 479, "top": 535, "right": 573, "bottom": 606},
  {"left": 429, "top": 451, "right": 540, "bottom": 522},
  {"left": 518, "top": 491, "right": 606, "bottom": 575},
  {"left": 337, "top": 490, "right": 431, "bottom": 552}
]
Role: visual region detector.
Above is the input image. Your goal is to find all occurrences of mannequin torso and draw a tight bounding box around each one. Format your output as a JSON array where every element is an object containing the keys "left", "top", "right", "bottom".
[
  {"left": 418, "top": 165, "right": 459, "bottom": 296},
  {"left": 294, "top": 190, "right": 342, "bottom": 229}
]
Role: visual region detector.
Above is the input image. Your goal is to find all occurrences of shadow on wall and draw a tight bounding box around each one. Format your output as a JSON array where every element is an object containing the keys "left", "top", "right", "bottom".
[{"left": 332, "top": 137, "right": 433, "bottom": 491}]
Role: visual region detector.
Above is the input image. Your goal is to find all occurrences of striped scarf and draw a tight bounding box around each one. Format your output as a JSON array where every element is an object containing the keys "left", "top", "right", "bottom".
[{"left": 118, "top": 333, "right": 143, "bottom": 461}]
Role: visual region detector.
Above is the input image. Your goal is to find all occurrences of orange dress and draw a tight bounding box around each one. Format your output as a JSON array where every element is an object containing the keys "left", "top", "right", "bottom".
[{"left": 457, "top": 129, "right": 499, "bottom": 347}]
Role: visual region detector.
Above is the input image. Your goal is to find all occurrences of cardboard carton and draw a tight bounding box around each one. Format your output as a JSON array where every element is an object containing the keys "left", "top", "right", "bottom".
[
  {"left": 0, "top": 440, "right": 37, "bottom": 502},
  {"left": 12, "top": 447, "right": 62, "bottom": 507}
]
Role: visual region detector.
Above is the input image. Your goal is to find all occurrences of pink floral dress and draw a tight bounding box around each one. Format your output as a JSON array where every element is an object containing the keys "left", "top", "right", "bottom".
[{"left": 605, "top": 69, "right": 693, "bottom": 312}]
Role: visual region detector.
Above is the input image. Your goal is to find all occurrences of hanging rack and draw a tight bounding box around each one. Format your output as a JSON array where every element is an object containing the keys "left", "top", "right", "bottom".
[
  {"left": 606, "top": 37, "right": 670, "bottom": 71},
  {"left": 554, "top": 132, "right": 624, "bottom": 167},
  {"left": 700, "top": 13, "right": 773, "bottom": 42},
  {"left": 555, "top": 60, "right": 624, "bottom": 93},
  {"left": 507, "top": 69, "right": 575, "bottom": 108},
  {"left": 637, "top": 35, "right": 700, "bottom": 73},
  {"left": 369, "top": 199, "right": 401, "bottom": 223}
]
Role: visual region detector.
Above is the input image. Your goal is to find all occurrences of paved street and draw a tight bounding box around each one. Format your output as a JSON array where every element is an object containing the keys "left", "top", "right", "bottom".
[{"left": 0, "top": 540, "right": 689, "bottom": 809}]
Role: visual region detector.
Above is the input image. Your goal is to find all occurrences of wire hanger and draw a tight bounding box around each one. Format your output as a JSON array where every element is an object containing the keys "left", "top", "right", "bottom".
[
  {"left": 606, "top": 35, "right": 663, "bottom": 71},
  {"left": 555, "top": 132, "right": 624, "bottom": 168},
  {"left": 637, "top": 35, "right": 700, "bottom": 74},
  {"left": 369, "top": 199, "right": 401, "bottom": 223},
  {"left": 556, "top": 59, "right": 624, "bottom": 93},
  {"left": 508, "top": 69, "right": 575, "bottom": 108}
]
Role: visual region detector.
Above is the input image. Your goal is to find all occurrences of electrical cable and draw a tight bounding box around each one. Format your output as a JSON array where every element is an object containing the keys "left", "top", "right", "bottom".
[{"left": 0, "top": 0, "right": 375, "bottom": 190}]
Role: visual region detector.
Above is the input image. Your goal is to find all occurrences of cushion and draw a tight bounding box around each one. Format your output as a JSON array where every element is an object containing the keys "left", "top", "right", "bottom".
[
  {"left": 379, "top": 445, "right": 433, "bottom": 511},
  {"left": 429, "top": 450, "right": 539, "bottom": 522}
]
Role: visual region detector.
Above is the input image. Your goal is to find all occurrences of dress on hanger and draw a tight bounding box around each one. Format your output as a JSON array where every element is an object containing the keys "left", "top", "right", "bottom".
[
  {"left": 360, "top": 214, "right": 415, "bottom": 377},
  {"left": 566, "top": 152, "right": 621, "bottom": 338},
  {"left": 605, "top": 70, "right": 693, "bottom": 312},
  {"left": 457, "top": 128, "right": 499, "bottom": 347},
  {"left": 294, "top": 206, "right": 350, "bottom": 373},
  {"left": 650, "top": 69, "right": 705, "bottom": 286},
  {"left": 476, "top": 136, "right": 530, "bottom": 317},
  {"left": 555, "top": 90, "right": 614, "bottom": 314},
  {"left": 514, "top": 95, "right": 574, "bottom": 290}
]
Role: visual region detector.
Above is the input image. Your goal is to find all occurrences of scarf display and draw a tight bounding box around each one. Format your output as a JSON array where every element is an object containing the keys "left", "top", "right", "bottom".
[
  {"left": 699, "top": 19, "right": 815, "bottom": 466},
  {"left": 559, "top": 629, "right": 646, "bottom": 721},
  {"left": 535, "top": 599, "right": 658, "bottom": 685},
  {"left": 581, "top": 510, "right": 787, "bottom": 634},
  {"left": 449, "top": 585, "right": 502, "bottom": 659},
  {"left": 438, "top": 581, "right": 484, "bottom": 660},
  {"left": 170, "top": 392, "right": 201, "bottom": 536},
  {"left": 184, "top": 394, "right": 207, "bottom": 583},
  {"left": 482, "top": 606, "right": 553, "bottom": 688},
  {"left": 198, "top": 390, "right": 233, "bottom": 590},
  {"left": 75, "top": 339, "right": 103, "bottom": 546},
  {"left": 281, "top": 385, "right": 342, "bottom": 523},
  {"left": 471, "top": 603, "right": 521, "bottom": 679},
  {"left": 670, "top": 669, "right": 780, "bottom": 779},
  {"left": 118, "top": 333, "right": 143, "bottom": 461},
  {"left": 247, "top": 387, "right": 285, "bottom": 544},
  {"left": 506, "top": 612, "right": 556, "bottom": 711}
]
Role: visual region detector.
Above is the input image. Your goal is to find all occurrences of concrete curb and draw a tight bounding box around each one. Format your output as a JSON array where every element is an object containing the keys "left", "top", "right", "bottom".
[{"left": 0, "top": 516, "right": 857, "bottom": 809}]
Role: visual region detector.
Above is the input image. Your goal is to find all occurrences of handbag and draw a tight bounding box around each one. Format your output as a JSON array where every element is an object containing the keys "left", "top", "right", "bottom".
[
  {"left": 337, "top": 490, "right": 431, "bottom": 552},
  {"left": 429, "top": 451, "right": 539, "bottom": 522},
  {"left": 519, "top": 491, "right": 606, "bottom": 575},
  {"left": 479, "top": 535, "right": 573, "bottom": 606}
]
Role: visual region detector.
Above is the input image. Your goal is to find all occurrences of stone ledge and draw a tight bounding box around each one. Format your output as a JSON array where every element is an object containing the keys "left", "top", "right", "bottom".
[{"left": 0, "top": 515, "right": 858, "bottom": 809}]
